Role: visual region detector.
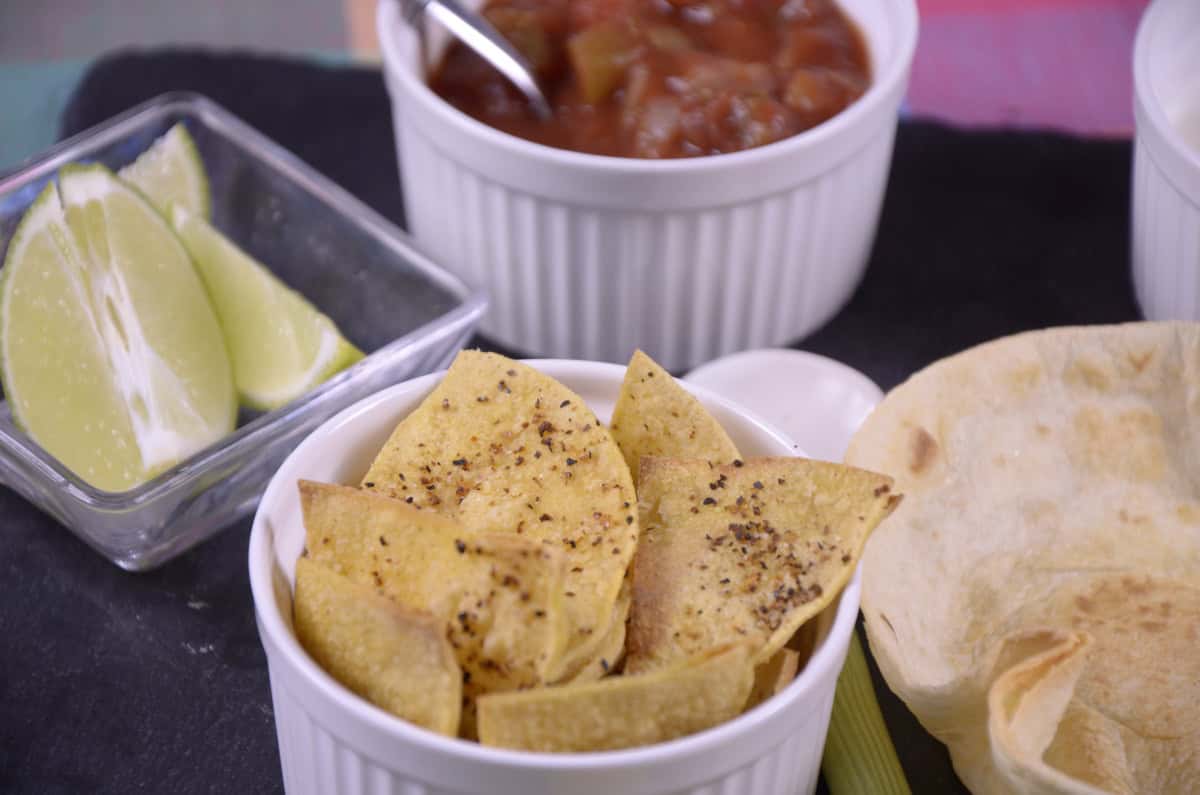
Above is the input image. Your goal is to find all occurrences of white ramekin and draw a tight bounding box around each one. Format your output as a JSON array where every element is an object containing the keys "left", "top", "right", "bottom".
[
  {"left": 1132, "top": 0, "right": 1200, "bottom": 320},
  {"left": 250, "top": 359, "right": 862, "bottom": 795},
  {"left": 377, "top": 1, "right": 918, "bottom": 371}
]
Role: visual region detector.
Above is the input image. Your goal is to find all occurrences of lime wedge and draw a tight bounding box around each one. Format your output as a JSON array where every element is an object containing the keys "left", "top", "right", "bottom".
[
  {"left": 0, "top": 167, "right": 235, "bottom": 491},
  {"left": 170, "top": 205, "right": 364, "bottom": 411},
  {"left": 118, "top": 122, "right": 210, "bottom": 219}
]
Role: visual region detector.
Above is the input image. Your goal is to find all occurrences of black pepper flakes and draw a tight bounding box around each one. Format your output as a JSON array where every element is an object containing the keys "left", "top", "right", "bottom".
[
  {"left": 703, "top": 497, "right": 717, "bottom": 505},
  {"left": 539, "top": 513, "right": 552, "bottom": 522},
  {"left": 559, "top": 400, "right": 571, "bottom": 408},
  {"left": 452, "top": 458, "right": 467, "bottom": 467},
  {"left": 455, "top": 539, "right": 467, "bottom": 554},
  {"left": 733, "top": 459, "right": 744, "bottom": 467},
  {"left": 753, "top": 481, "right": 764, "bottom": 490},
  {"left": 565, "top": 457, "right": 577, "bottom": 466}
]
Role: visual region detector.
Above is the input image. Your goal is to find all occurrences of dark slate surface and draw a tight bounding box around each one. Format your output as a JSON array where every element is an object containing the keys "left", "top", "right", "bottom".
[{"left": 0, "top": 50, "right": 1139, "bottom": 794}]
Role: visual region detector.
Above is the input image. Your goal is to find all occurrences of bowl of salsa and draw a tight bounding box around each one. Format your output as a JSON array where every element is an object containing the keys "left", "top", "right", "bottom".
[
  {"left": 430, "top": 0, "right": 872, "bottom": 159},
  {"left": 378, "top": 0, "right": 917, "bottom": 369}
]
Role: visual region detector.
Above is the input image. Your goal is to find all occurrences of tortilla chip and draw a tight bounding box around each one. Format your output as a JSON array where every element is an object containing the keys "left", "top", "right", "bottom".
[
  {"left": 293, "top": 556, "right": 461, "bottom": 736},
  {"left": 361, "top": 351, "right": 637, "bottom": 674},
  {"left": 845, "top": 322, "right": 1200, "bottom": 794},
  {"left": 610, "top": 350, "right": 740, "bottom": 484},
  {"left": 477, "top": 643, "right": 754, "bottom": 752},
  {"left": 626, "top": 456, "right": 897, "bottom": 672},
  {"left": 556, "top": 584, "right": 631, "bottom": 684},
  {"left": 745, "top": 648, "right": 802, "bottom": 710},
  {"left": 299, "top": 480, "right": 568, "bottom": 700}
]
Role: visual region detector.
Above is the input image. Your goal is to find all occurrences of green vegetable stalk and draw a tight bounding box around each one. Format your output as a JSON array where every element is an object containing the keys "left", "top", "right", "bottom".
[{"left": 822, "top": 632, "right": 911, "bottom": 794}]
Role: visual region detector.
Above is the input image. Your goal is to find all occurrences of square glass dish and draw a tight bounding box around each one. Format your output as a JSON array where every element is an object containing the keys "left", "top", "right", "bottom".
[{"left": 0, "top": 92, "right": 486, "bottom": 570}]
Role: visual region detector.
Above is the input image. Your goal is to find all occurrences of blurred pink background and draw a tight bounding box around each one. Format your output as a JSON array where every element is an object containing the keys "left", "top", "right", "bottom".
[{"left": 909, "top": 0, "right": 1150, "bottom": 136}]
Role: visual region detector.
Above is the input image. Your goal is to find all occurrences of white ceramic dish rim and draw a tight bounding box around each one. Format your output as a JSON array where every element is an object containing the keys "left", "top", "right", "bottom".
[
  {"left": 249, "top": 358, "right": 862, "bottom": 771},
  {"left": 1133, "top": 0, "right": 1200, "bottom": 201},
  {"left": 377, "top": 0, "right": 919, "bottom": 177}
]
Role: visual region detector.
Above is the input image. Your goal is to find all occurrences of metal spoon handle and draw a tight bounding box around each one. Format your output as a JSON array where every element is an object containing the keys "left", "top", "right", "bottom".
[{"left": 399, "top": 0, "right": 553, "bottom": 120}]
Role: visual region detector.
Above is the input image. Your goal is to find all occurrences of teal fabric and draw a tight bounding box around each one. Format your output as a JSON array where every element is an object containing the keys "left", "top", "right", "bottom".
[
  {"left": 0, "top": 51, "right": 358, "bottom": 176},
  {"left": 0, "top": 58, "right": 92, "bottom": 174}
]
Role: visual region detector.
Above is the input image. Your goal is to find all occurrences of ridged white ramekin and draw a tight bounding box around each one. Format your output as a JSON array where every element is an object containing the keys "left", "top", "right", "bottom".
[
  {"left": 378, "top": 0, "right": 918, "bottom": 370},
  {"left": 250, "top": 360, "right": 861, "bottom": 795},
  {"left": 1131, "top": 0, "right": 1200, "bottom": 320}
]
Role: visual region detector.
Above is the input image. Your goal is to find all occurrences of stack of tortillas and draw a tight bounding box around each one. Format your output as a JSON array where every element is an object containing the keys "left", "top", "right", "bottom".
[{"left": 845, "top": 322, "right": 1200, "bottom": 794}]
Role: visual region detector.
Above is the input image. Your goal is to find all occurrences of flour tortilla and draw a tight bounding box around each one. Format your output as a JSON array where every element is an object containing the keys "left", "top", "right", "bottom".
[{"left": 845, "top": 322, "right": 1200, "bottom": 794}]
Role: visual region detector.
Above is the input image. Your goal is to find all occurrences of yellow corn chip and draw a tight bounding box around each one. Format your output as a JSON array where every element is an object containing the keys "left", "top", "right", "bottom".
[
  {"left": 360, "top": 351, "right": 637, "bottom": 675},
  {"left": 300, "top": 480, "right": 568, "bottom": 700},
  {"left": 609, "top": 350, "right": 740, "bottom": 485},
  {"left": 745, "top": 648, "right": 801, "bottom": 710},
  {"left": 556, "top": 584, "right": 631, "bottom": 684},
  {"left": 477, "top": 643, "right": 754, "bottom": 752},
  {"left": 627, "top": 457, "right": 898, "bottom": 672},
  {"left": 293, "top": 556, "right": 462, "bottom": 736}
]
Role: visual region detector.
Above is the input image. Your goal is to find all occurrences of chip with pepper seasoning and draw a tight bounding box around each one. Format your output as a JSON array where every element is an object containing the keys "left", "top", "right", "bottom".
[
  {"left": 360, "top": 351, "right": 638, "bottom": 680},
  {"left": 626, "top": 456, "right": 899, "bottom": 673},
  {"left": 610, "top": 349, "right": 740, "bottom": 486},
  {"left": 298, "top": 481, "right": 569, "bottom": 714}
]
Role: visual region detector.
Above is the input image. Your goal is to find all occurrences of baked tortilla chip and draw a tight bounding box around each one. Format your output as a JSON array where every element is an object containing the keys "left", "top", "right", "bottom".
[
  {"left": 610, "top": 350, "right": 740, "bottom": 484},
  {"left": 300, "top": 480, "right": 568, "bottom": 700},
  {"left": 360, "top": 351, "right": 637, "bottom": 676},
  {"left": 557, "top": 584, "right": 631, "bottom": 684},
  {"left": 745, "top": 648, "right": 802, "bottom": 710},
  {"left": 627, "top": 456, "right": 897, "bottom": 672},
  {"left": 293, "top": 556, "right": 462, "bottom": 736},
  {"left": 477, "top": 643, "right": 754, "bottom": 752}
]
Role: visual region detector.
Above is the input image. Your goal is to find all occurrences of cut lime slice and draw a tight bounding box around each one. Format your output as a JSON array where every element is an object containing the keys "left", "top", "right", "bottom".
[
  {"left": 0, "top": 166, "right": 235, "bottom": 491},
  {"left": 170, "top": 205, "right": 364, "bottom": 411},
  {"left": 118, "top": 122, "right": 210, "bottom": 219}
]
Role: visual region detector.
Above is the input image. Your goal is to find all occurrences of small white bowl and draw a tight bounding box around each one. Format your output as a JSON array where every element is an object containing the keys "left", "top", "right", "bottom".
[
  {"left": 250, "top": 360, "right": 861, "bottom": 795},
  {"left": 377, "top": 0, "right": 918, "bottom": 371},
  {"left": 1132, "top": 0, "right": 1200, "bottom": 320}
]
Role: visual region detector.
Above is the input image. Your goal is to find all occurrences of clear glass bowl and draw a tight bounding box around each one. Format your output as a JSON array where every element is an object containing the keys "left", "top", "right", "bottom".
[{"left": 0, "top": 92, "right": 486, "bottom": 570}]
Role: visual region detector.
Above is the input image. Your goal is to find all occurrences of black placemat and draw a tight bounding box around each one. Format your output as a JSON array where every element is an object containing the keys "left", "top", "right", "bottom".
[{"left": 1, "top": 49, "right": 1139, "bottom": 794}]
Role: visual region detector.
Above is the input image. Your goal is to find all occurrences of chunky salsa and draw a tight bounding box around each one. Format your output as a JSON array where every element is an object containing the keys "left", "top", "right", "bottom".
[{"left": 429, "top": 0, "right": 870, "bottom": 159}]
